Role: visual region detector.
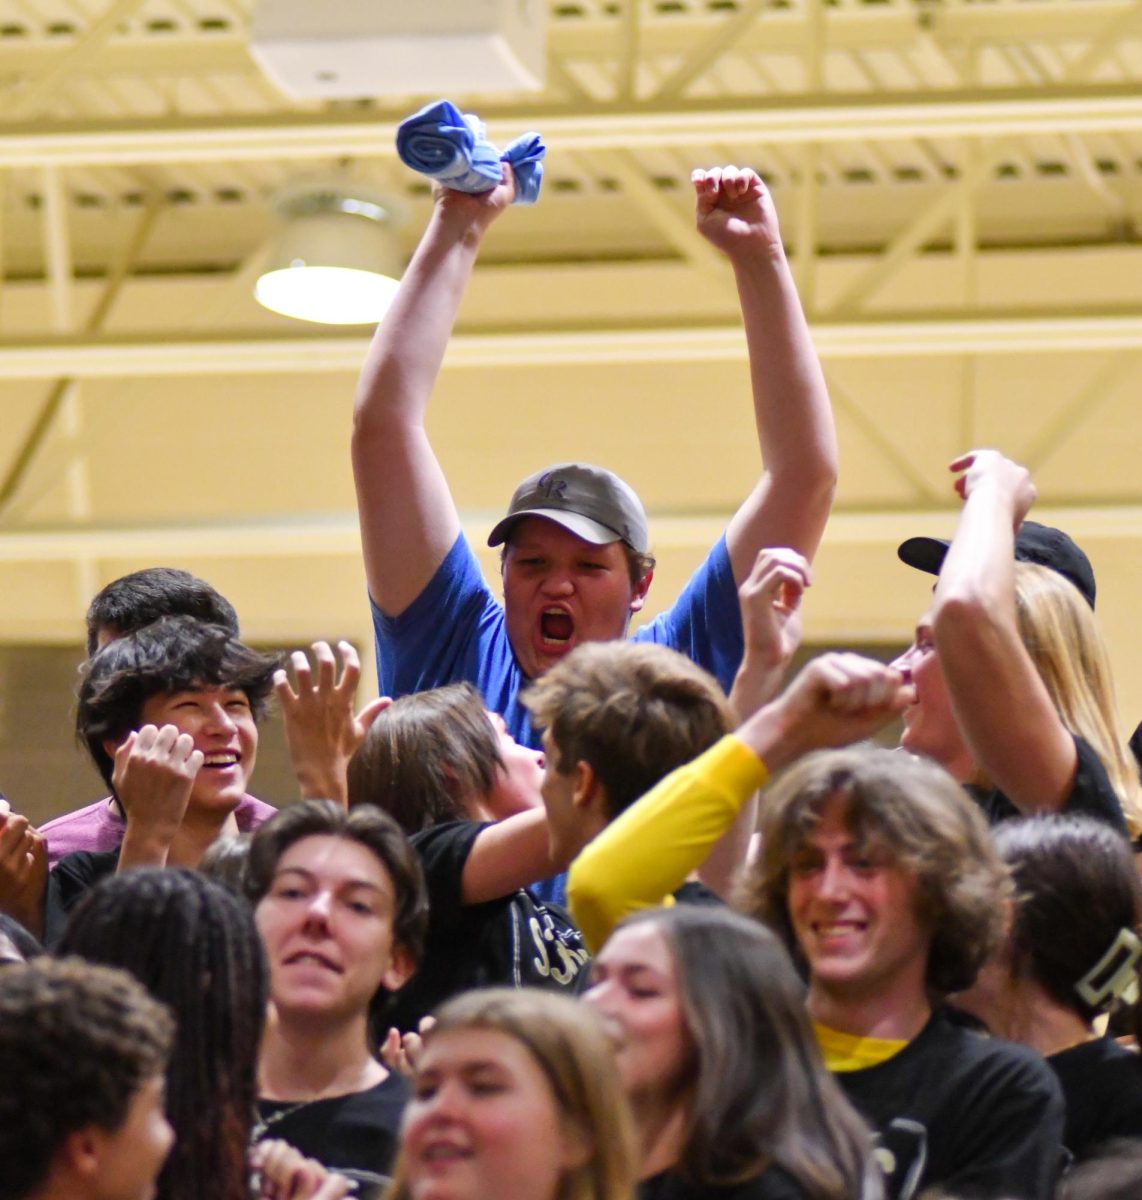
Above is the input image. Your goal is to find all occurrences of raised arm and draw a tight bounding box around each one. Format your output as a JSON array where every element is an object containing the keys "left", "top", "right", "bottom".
[
  {"left": 460, "top": 807, "right": 561, "bottom": 906},
  {"left": 699, "top": 545, "right": 809, "bottom": 894},
  {"left": 276, "top": 641, "right": 390, "bottom": 807},
  {"left": 692, "top": 167, "right": 838, "bottom": 582},
  {"left": 727, "top": 546, "right": 810, "bottom": 720},
  {"left": 352, "top": 172, "right": 516, "bottom": 616},
  {"left": 930, "top": 450, "right": 1078, "bottom": 813},
  {"left": 567, "top": 652, "right": 911, "bottom": 950}
]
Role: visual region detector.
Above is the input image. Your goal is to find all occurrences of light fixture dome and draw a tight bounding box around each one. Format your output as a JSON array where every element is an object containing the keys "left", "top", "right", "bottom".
[{"left": 255, "top": 186, "right": 404, "bottom": 325}]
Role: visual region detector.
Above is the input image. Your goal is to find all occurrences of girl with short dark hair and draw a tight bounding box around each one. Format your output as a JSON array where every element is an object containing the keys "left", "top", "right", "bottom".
[{"left": 953, "top": 814, "right": 1142, "bottom": 1162}]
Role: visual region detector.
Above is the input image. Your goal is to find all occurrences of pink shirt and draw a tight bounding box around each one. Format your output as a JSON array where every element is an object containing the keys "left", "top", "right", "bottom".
[{"left": 42, "top": 794, "right": 278, "bottom": 867}]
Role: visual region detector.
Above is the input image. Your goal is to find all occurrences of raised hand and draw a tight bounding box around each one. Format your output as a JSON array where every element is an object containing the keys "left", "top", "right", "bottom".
[
  {"left": 741, "top": 547, "right": 809, "bottom": 667},
  {"left": 381, "top": 1014, "right": 436, "bottom": 1078},
  {"left": 0, "top": 798, "right": 47, "bottom": 937},
  {"left": 747, "top": 652, "right": 915, "bottom": 771},
  {"left": 276, "top": 640, "right": 391, "bottom": 806},
  {"left": 731, "top": 547, "right": 811, "bottom": 718},
  {"left": 692, "top": 165, "right": 783, "bottom": 257},
  {"left": 114, "top": 724, "right": 203, "bottom": 862},
  {"left": 949, "top": 449, "right": 1037, "bottom": 528},
  {"left": 433, "top": 161, "right": 517, "bottom": 232}
]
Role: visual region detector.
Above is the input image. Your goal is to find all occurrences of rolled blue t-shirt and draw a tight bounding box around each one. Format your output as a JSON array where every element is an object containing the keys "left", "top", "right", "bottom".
[{"left": 371, "top": 530, "right": 743, "bottom": 902}]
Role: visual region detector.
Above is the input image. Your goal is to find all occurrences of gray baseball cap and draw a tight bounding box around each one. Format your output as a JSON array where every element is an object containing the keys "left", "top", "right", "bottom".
[{"left": 487, "top": 463, "right": 649, "bottom": 553}]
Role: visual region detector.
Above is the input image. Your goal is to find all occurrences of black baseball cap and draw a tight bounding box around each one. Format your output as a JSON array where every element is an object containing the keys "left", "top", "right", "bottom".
[{"left": 897, "top": 520, "right": 1096, "bottom": 609}]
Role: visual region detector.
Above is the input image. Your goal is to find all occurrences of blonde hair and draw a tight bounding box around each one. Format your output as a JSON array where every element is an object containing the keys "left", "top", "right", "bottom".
[
  {"left": 386, "top": 989, "right": 636, "bottom": 1200},
  {"left": 1014, "top": 562, "right": 1142, "bottom": 836}
]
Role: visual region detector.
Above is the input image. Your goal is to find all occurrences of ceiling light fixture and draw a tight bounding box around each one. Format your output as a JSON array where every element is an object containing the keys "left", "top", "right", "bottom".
[{"left": 255, "top": 185, "right": 404, "bottom": 325}]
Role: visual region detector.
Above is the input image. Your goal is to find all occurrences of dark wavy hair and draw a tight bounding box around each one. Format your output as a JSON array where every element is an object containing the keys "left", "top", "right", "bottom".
[
  {"left": 740, "top": 744, "right": 1010, "bottom": 996},
  {"left": 245, "top": 799, "right": 429, "bottom": 1034},
  {"left": 0, "top": 957, "right": 174, "bottom": 1200},
  {"left": 85, "top": 567, "right": 239, "bottom": 656},
  {"left": 58, "top": 869, "right": 267, "bottom": 1200},
  {"left": 617, "top": 906, "right": 878, "bottom": 1199},
  {"left": 76, "top": 613, "right": 281, "bottom": 789},
  {"left": 993, "top": 814, "right": 1142, "bottom": 1035}
]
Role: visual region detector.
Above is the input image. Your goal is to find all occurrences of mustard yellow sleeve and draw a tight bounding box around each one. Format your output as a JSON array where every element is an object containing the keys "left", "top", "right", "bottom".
[{"left": 566, "top": 734, "right": 768, "bottom": 953}]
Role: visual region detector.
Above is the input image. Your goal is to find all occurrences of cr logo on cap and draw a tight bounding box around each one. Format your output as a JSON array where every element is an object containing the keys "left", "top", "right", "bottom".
[{"left": 538, "top": 473, "right": 567, "bottom": 501}]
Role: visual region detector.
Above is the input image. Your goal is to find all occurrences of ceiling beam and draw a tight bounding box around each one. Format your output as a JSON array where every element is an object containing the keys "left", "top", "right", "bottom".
[
  {"left": 3, "top": 504, "right": 1142, "bottom": 564},
  {"left": 553, "top": 1, "right": 1142, "bottom": 56},
  {"left": 592, "top": 150, "right": 729, "bottom": 277},
  {"left": 6, "top": 0, "right": 149, "bottom": 120},
  {"left": 1022, "top": 353, "right": 1139, "bottom": 472},
  {"left": 827, "top": 139, "right": 1014, "bottom": 315},
  {"left": 792, "top": 144, "right": 820, "bottom": 311},
  {"left": 650, "top": 0, "right": 771, "bottom": 101},
  {"left": 823, "top": 368, "right": 941, "bottom": 504},
  {"left": 0, "top": 1, "right": 1135, "bottom": 79},
  {"left": 1061, "top": 0, "right": 1142, "bottom": 82},
  {"left": 0, "top": 312, "right": 1140, "bottom": 379},
  {"left": 0, "top": 196, "right": 163, "bottom": 517},
  {"left": 2, "top": 84, "right": 1142, "bottom": 166},
  {"left": 39, "top": 166, "right": 73, "bottom": 333},
  {"left": 616, "top": 0, "right": 641, "bottom": 102}
]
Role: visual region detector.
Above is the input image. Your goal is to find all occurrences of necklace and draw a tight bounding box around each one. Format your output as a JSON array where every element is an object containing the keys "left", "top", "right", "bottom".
[
  {"left": 251, "top": 1096, "right": 321, "bottom": 1142},
  {"left": 251, "top": 1046, "right": 381, "bottom": 1137},
  {"left": 253, "top": 1058, "right": 381, "bottom": 1142}
]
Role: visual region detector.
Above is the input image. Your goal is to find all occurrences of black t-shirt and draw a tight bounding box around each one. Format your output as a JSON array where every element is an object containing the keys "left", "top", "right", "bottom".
[
  {"left": 969, "top": 734, "right": 1127, "bottom": 834},
  {"left": 1049, "top": 1037, "right": 1142, "bottom": 1163},
  {"left": 639, "top": 1166, "right": 808, "bottom": 1200},
  {"left": 834, "top": 1009, "right": 1065, "bottom": 1200},
  {"left": 254, "top": 1073, "right": 408, "bottom": 1198},
  {"left": 386, "top": 820, "right": 589, "bottom": 1033},
  {"left": 43, "top": 847, "right": 120, "bottom": 946}
]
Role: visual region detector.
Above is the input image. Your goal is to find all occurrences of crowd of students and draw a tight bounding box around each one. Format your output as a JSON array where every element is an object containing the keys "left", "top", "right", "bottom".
[{"left": 2, "top": 162, "right": 1142, "bottom": 1200}]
